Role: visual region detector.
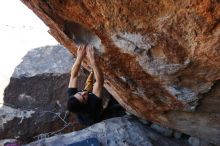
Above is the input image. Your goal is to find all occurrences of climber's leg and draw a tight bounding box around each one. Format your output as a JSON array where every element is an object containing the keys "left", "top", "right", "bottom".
[{"left": 83, "top": 71, "right": 94, "bottom": 92}]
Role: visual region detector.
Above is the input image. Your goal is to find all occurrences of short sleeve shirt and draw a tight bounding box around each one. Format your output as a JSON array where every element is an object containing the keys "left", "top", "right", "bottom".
[{"left": 67, "top": 88, "right": 102, "bottom": 125}]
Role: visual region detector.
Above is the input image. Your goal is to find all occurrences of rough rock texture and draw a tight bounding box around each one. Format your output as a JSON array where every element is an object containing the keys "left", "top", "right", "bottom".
[
  {"left": 21, "top": 0, "right": 220, "bottom": 145},
  {"left": 188, "top": 137, "right": 214, "bottom": 146},
  {"left": 1, "top": 45, "right": 79, "bottom": 143},
  {"left": 150, "top": 123, "right": 173, "bottom": 137},
  {"left": 2, "top": 45, "right": 112, "bottom": 143},
  {"left": 24, "top": 116, "right": 190, "bottom": 146},
  {"left": 4, "top": 45, "right": 73, "bottom": 109}
]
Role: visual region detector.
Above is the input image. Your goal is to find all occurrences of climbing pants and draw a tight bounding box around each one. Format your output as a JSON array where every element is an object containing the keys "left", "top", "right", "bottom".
[{"left": 83, "top": 71, "right": 94, "bottom": 92}]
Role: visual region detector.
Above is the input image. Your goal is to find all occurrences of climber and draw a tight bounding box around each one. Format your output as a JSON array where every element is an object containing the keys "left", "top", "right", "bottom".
[{"left": 67, "top": 44, "right": 104, "bottom": 125}]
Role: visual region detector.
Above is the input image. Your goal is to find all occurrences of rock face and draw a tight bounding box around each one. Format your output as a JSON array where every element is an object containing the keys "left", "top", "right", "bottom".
[
  {"left": 2, "top": 45, "right": 112, "bottom": 143},
  {"left": 21, "top": 0, "right": 220, "bottom": 145},
  {"left": 4, "top": 45, "right": 73, "bottom": 109},
  {"left": 1, "top": 45, "right": 79, "bottom": 143},
  {"left": 24, "top": 116, "right": 190, "bottom": 146}
]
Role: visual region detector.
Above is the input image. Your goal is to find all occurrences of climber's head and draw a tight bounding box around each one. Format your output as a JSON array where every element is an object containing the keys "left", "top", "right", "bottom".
[
  {"left": 74, "top": 90, "right": 89, "bottom": 103},
  {"left": 67, "top": 91, "right": 88, "bottom": 113}
]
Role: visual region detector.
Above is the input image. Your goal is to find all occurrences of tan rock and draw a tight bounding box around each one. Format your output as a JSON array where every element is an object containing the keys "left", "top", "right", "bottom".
[{"left": 20, "top": 0, "right": 220, "bottom": 145}]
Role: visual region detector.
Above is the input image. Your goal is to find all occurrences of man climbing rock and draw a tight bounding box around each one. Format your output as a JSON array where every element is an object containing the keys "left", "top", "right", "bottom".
[{"left": 67, "top": 44, "right": 104, "bottom": 125}]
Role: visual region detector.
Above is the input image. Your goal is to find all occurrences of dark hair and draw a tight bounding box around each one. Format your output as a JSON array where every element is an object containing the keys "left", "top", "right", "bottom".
[{"left": 67, "top": 96, "right": 84, "bottom": 113}]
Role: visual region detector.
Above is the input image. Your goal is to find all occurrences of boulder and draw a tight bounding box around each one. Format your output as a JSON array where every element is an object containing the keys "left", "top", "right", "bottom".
[
  {"left": 150, "top": 123, "right": 173, "bottom": 137},
  {"left": 174, "top": 131, "right": 183, "bottom": 139},
  {"left": 188, "top": 137, "right": 214, "bottom": 146},
  {"left": 20, "top": 1, "right": 220, "bottom": 145},
  {"left": 24, "top": 116, "right": 190, "bottom": 146},
  {"left": 1, "top": 45, "right": 80, "bottom": 143},
  {"left": 4, "top": 45, "right": 73, "bottom": 110}
]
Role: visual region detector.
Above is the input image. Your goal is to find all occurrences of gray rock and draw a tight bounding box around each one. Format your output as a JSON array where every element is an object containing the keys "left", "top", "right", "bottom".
[
  {"left": 24, "top": 116, "right": 189, "bottom": 146},
  {"left": 12, "top": 45, "right": 74, "bottom": 78},
  {"left": 188, "top": 137, "right": 214, "bottom": 146},
  {"left": 174, "top": 131, "right": 183, "bottom": 139},
  {"left": 1, "top": 45, "right": 80, "bottom": 143},
  {"left": 188, "top": 137, "right": 201, "bottom": 146},
  {"left": 151, "top": 123, "right": 173, "bottom": 137},
  {"left": 138, "top": 118, "right": 151, "bottom": 125}
]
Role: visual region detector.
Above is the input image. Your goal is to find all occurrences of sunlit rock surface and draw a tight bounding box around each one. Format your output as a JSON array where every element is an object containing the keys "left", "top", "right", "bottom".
[{"left": 21, "top": 0, "right": 220, "bottom": 145}]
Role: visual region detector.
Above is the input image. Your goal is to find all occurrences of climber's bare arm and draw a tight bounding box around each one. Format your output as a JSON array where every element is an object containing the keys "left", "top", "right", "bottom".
[
  {"left": 91, "top": 61, "right": 104, "bottom": 98},
  {"left": 68, "top": 45, "right": 86, "bottom": 88},
  {"left": 86, "top": 45, "right": 104, "bottom": 98}
]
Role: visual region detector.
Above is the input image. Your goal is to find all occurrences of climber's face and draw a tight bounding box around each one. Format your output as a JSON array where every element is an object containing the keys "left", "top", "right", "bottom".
[{"left": 74, "top": 91, "right": 89, "bottom": 104}]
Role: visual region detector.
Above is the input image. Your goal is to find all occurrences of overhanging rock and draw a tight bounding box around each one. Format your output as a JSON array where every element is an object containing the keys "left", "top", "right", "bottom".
[{"left": 21, "top": 0, "right": 220, "bottom": 145}]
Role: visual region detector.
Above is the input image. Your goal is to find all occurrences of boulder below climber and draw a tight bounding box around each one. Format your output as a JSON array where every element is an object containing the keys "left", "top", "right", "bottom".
[{"left": 24, "top": 116, "right": 190, "bottom": 146}]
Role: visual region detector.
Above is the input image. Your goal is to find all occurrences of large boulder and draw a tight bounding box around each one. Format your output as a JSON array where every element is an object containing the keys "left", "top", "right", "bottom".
[
  {"left": 1, "top": 45, "right": 113, "bottom": 143},
  {"left": 4, "top": 45, "right": 73, "bottom": 110},
  {"left": 20, "top": 1, "right": 220, "bottom": 145},
  {"left": 24, "top": 116, "right": 190, "bottom": 146},
  {"left": 1, "top": 45, "right": 79, "bottom": 143}
]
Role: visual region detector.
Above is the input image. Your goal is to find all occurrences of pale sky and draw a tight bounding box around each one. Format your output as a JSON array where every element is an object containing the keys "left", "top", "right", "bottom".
[{"left": 0, "top": 0, "right": 58, "bottom": 104}]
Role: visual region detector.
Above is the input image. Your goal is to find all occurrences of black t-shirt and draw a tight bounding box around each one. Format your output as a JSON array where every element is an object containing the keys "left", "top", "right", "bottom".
[{"left": 67, "top": 88, "right": 102, "bottom": 125}]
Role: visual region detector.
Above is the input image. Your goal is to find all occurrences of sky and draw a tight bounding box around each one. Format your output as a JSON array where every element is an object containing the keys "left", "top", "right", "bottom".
[{"left": 0, "top": 0, "right": 58, "bottom": 104}]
